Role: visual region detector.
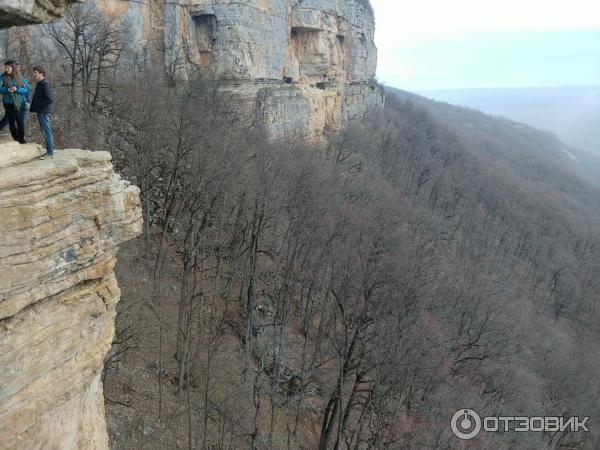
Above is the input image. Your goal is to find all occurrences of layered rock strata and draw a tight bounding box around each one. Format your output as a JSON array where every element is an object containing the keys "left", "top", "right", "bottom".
[
  {"left": 0, "top": 143, "right": 142, "bottom": 449},
  {"left": 91, "top": 0, "right": 384, "bottom": 141}
]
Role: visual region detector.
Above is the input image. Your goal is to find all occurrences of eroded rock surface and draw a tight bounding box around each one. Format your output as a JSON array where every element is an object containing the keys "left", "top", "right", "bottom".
[
  {"left": 89, "top": 0, "right": 384, "bottom": 141},
  {"left": 0, "top": 143, "right": 142, "bottom": 450},
  {"left": 0, "top": 0, "right": 78, "bottom": 28}
]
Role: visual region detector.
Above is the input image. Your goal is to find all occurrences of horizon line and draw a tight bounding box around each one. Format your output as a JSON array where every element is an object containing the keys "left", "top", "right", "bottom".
[{"left": 412, "top": 84, "right": 600, "bottom": 93}]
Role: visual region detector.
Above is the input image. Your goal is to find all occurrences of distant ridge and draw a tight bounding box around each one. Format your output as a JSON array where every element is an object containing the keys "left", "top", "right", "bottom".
[
  {"left": 389, "top": 86, "right": 600, "bottom": 188},
  {"left": 417, "top": 85, "right": 600, "bottom": 156}
]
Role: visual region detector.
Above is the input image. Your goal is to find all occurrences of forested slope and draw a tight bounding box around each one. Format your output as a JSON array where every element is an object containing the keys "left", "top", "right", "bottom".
[
  {"left": 18, "top": 65, "right": 593, "bottom": 447},
  {"left": 92, "top": 83, "right": 600, "bottom": 449}
]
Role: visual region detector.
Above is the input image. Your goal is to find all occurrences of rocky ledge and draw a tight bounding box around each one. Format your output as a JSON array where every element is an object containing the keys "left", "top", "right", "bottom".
[
  {"left": 0, "top": 142, "right": 142, "bottom": 449},
  {"left": 0, "top": 0, "right": 79, "bottom": 28}
]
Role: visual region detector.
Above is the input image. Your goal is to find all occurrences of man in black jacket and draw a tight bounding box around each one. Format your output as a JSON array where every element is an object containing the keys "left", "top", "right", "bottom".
[{"left": 30, "top": 65, "right": 54, "bottom": 158}]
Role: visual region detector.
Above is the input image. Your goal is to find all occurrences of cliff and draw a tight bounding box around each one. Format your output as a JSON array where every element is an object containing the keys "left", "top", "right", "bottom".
[
  {"left": 0, "top": 143, "right": 142, "bottom": 449},
  {"left": 92, "top": 0, "right": 384, "bottom": 141}
]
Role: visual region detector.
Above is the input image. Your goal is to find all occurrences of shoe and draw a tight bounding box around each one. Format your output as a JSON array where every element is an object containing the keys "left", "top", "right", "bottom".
[
  {"left": 19, "top": 140, "right": 27, "bottom": 144},
  {"left": 40, "top": 153, "right": 54, "bottom": 159}
]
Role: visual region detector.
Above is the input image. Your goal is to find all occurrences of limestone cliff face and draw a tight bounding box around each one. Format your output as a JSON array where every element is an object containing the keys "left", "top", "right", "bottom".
[
  {"left": 94, "top": 0, "right": 384, "bottom": 141},
  {"left": 0, "top": 143, "right": 142, "bottom": 449},
  {"left": 0, "top": 0, "right": 78, "bottom": 28}
]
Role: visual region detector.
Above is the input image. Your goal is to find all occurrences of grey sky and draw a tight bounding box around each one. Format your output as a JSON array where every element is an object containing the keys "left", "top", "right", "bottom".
[{"left": 370, "top": 0, "right": 600, "bottom": 90}]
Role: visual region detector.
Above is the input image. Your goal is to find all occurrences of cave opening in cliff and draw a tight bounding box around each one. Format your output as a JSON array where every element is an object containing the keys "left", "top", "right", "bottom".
[
  {"left": 291, "top": 26, "right": 325, "bottom": 82},
  {"left": 290, "top": 27, "right": 320, "bottom": 52},
  {"left": 192, "top": 13, "right": 217, "bottom": 52}
]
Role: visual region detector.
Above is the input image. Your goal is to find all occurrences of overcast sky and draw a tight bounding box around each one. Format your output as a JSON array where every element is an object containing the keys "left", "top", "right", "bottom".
[{"left": 370, "top": 0, "right": 600, "bottom": 91}]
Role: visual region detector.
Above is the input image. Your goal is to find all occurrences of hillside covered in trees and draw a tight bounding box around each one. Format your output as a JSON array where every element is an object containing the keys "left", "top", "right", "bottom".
[{"left": 92, "top": 83, "right": 600, "bottom": 449}]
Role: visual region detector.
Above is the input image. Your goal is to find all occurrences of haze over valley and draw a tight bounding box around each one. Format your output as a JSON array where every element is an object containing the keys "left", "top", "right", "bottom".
[{"left": 419, "top": 85, "right": 600, "bottom": 156}]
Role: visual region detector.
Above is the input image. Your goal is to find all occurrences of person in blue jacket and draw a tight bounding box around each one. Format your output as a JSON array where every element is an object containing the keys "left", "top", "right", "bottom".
[
  {"left": 0, "top": 60, "right": 30, "bottom": 144},
  {"left": 0, "top": 60, "right": 29, "bottom": 136}
]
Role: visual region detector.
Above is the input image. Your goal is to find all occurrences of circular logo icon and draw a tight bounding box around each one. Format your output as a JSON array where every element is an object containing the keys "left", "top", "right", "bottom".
[{"left": 451, "top": 409, "right": 482, "bottom": 440}]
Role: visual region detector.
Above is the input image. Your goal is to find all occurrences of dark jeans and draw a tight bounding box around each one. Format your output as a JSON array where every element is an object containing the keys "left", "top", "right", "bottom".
[
  {"left": 0, "top": 105, "right": 27, "bottom": 132},
  {"left": 37, "top": 113, "right": 54, "bottom": 155},
  {"left": 3, "top": 103, "right": 26, "bottom": 143}
]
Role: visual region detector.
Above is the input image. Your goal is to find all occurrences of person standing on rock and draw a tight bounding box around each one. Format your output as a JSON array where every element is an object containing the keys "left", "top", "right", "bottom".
[
  {"left": 30, "top": 65, "right": 54, "bottom": 158},
  {"left": 0, "top": 60, "right": 29, "bottom": 144},
  {"left": 0, "top": 60, "right": 29, "bottom": 136}
]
